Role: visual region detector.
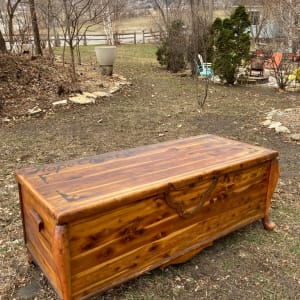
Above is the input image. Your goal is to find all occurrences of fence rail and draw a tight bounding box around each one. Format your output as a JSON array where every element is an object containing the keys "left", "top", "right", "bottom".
[{"left": 5, "top": 30, "right": 163, "bottom": 52}]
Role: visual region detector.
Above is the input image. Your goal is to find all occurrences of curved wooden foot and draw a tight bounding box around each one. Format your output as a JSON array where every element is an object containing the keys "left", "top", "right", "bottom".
[
  {"left": 262, "top": 217, "right": 276, "bottom": 231},
  {"left": 160, "top": 242, "right": 213, "bottom": 269}
]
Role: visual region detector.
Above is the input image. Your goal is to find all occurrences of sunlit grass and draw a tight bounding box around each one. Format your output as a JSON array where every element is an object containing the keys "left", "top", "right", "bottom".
[{"left": 54, "top": 43, "right": 158, "bottom": 66}]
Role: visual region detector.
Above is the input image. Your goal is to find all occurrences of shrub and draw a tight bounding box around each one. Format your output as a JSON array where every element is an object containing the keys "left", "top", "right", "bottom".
[
  {"left": 156, "top": 19, "right": 186, "bottom": 73},
  {"left": 211, "top": 5, "right": 251, "bottom": 84}
]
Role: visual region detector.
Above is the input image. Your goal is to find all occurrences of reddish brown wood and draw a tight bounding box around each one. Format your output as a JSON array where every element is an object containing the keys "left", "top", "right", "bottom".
[
  {"left": 29, "top": 209, "right": 44, "bottom": 232},
  {"left": 262, "top": 158, "right": 279, "bottom": 230},
  {"left": 15, "top": 135, "right": 279, "bottom": 300},
  {"left": 160, "top": 242, "right": 213, "bottom": 268},
  {"left": 53, "top": 225, "right": 72, "bottom": 300}
]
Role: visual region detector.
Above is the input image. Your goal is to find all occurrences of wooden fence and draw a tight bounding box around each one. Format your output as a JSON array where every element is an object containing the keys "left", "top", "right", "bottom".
[{"left": 5, "top": 30, "right": 163, "bottom": 51}]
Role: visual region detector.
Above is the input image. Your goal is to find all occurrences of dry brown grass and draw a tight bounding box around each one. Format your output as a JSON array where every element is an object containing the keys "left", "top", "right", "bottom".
[{"left": 0, "top": 44, "right": 299, "bottom": 300}]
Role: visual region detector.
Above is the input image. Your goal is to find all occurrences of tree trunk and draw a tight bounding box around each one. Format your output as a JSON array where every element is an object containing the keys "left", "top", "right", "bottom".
[
  {"left": 47, "top": 0, "right": 54, "bottom": 61},
  {"left": 69, "top": 43, "right": 77, "bottom": 83},
  {"left": 29, "top": 0, "right": 43, "bottom": 55},
  {"left": 7, "top": 0, "right": 22, "bottom": 49},
  {"left": 0, "top": 29, "right": 7, "bottom": 53},
  {"left": 8, "top": 16, "right": 14, "bottom": 48}
]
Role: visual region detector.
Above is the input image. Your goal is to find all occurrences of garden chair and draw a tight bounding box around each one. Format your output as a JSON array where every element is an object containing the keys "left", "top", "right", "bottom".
[{"left": 195, "top": 54, "right": 213, "bottom": 78}]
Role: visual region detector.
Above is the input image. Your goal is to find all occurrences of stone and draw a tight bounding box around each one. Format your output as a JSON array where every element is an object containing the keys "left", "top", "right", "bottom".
[
  {"left": 52, "top": 99, "right": 68, "bottom": 106},
  {"left": 2, "top": 117, "right": 11, "bottom": 122},
  {"left": 290, "top": 133, "right": 300, "bottom": 141},
  {"left": 117, "top": 75, "right": 127, "bottom": 81},
  {"left": 16, "top": 281, "right": 40, "bottom": 299},
  {"left": 268, "top": 121, "right": 282, "bottom": 129},
  {"left": 109, "top": 86, "right": 120, "bottom": 94},
  {"left": 261, "top": 119, "right": 272, "bottom": 126},
  {"left": 275, "top": 126, "right": 290, "bottom": 134},
  {"left": 69, "top": 93, "right": 96, "bottom": 104},
  {"left": 118, "top": 81, "right": 131, "bottom": 86},
  {"left": 82, "top": 92, "right": 97, "bottom": 99},
  {"left": 92, "top": 91, "right": 110, "bottom": 98},
  {"left": 28, "top": 106, "right": 42, "bottom": 115}
]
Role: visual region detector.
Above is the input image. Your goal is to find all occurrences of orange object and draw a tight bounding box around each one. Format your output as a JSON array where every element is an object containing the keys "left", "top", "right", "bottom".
[
  {"left": 15, "top": 135, "right": 279, "bottom": 299},
  {"left": 265, "top": 52, "right": 283, "bottom": 69}
]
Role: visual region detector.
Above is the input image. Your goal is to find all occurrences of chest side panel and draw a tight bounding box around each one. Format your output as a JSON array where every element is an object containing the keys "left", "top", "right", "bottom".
[
  {"left": 19, "top": 183, "right": 63, "bottom": 298},
  {"left": 68, "top": 161, "right": 271, "bottom": 299}
]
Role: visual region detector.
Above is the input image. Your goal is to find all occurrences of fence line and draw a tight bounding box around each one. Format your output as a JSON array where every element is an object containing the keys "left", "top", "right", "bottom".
[{"left": 5, "top": 30, "right": 163, "bottom": 51}]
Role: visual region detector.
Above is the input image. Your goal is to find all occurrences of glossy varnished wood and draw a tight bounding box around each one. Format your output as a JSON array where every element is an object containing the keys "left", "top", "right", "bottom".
[
  {"left": 15, "top": 135, "right": 279, "bottom": 300},
  {"left": 16, "top": 135, "right": 278, "bottom": 224}
]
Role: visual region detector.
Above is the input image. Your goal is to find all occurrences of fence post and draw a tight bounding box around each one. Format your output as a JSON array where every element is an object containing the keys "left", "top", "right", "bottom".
[
  {"left": 134, "top": 32, "right": 136, "bottom": 44},
  {"left": 83, "top": 33, "right": 87, "bottom": 46},
  {"left": 142, "top": 30, "right": 145, "bottom": 44}
]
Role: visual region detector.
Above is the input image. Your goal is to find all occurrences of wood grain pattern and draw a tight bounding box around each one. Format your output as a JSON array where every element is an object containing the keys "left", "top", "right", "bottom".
[
  {"left": 15, "top": 135, "right": 278, "bottom": 224},
  {"left": 15, "top": 135, "right": 279, "bottom": 300},
  {"left": 262, "top": 158, "right": 280, "bottom": 230},
  {"left": 19, "top": 184, "right": 62, "bottom": 297},
  {"left": 53, "top": 225, "right": 72, "bottom": 300}
]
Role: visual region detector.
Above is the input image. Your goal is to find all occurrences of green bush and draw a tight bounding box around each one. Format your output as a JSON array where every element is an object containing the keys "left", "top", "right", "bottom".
[
  {"left": 156, "top": 20, "right": 186, "bottom": 73},
  {"left": 211, "top": 5, "right": 251, "bottom": 84}
]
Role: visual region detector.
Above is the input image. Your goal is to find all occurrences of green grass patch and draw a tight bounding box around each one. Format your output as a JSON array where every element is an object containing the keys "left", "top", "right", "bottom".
[
  {"left": 54, "top": 44, "right": 158, "bottom": 66},
  {"left": 289, "top": 246, "right": 300, "bottom": 255}
]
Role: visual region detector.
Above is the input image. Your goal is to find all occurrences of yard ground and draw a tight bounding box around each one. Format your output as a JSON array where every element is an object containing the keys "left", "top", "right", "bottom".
[{"left": 0, "top": 44, "right": 299, "bottom": 299}]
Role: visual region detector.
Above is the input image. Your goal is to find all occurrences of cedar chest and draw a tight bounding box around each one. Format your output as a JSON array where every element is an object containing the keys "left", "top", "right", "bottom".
[{"left": 15, "top": 134, "right": 279, "bottom": 300}]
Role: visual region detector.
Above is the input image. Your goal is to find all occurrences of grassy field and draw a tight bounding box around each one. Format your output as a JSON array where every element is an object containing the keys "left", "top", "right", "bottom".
[
  {"left": 0, "top": 44, "right": 299, "bottom": 299},
  {"left": 90, "top": 15, "right": 158, "bottom": 33}
]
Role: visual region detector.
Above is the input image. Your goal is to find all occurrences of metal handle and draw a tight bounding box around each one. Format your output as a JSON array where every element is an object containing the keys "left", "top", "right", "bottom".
[{"left": 164, "top": 176, "right": 219, "bottom": 218}]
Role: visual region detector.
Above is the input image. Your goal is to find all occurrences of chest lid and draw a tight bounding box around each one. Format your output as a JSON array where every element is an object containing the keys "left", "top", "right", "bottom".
[{"left": 15, "top": 134, "right": 278, "bottom": 224}]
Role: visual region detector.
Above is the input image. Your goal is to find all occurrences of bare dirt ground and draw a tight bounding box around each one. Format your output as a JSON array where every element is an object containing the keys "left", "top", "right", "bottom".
[{"left": 0, "top": 47, "right": 299, "bottom": 299}]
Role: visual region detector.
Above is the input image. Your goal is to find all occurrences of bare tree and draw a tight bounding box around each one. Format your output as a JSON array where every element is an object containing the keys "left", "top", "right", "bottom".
[
  {"left": 101, "top": 0, "right": 114, "bottom": 44},
  {"left": 153, "top": 0, "right": 186, "bottom": 31},
  {"left": 0, "top": 29, "right": 7, "bottom": 52},
  {"left": 60, "top": 0, "right": 108, "bottom": 83},
  {"left": 36, "top": 0, "right": 57, "bottom": 59},
  {"left": 188, "top": 0, "right": 214, "bottom": 110},
  {"left": 270, "top": 0, "right": 300, "bottom": 52},
  {"left": 28, "top": 0, "right": 43, "bottom": 55},
  {"left": 247, "top": 1, "right": 273, "bottom": 46},
  {"left": 6, "top": 0, "right": 22, "bottom": 48}
]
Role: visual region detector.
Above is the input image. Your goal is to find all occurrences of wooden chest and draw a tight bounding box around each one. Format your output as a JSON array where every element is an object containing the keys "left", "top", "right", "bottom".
[{"left": 15, "top": 135, "right": 279, "bottom": 300}]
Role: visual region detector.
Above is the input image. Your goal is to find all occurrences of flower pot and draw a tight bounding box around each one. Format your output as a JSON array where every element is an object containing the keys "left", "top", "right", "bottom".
[{"left": 95, "top": 46, "right": 116, "bottom": 76}]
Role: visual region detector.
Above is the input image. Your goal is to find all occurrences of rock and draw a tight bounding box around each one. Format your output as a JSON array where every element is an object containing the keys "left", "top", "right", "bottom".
[
  {"left": 2, "top": 117, "right": 11, "bottom": 122},
  {"left": 266, "top": 109, "right": 278, "bottom": 119},
  {"left": 92, "top": 91, "right": 110, "bottom": 98},
  {"left": 69, "top": 93, "right": 96, "bottom": 104},
  {"left": 118, "top": 81, "right": 131, "bottom": 86},
  {"left": 82, "top": 92, "right": 97, "bottom": 99},
  {"left": 116, "top": 75, "right": 127, "bottom": 81},
  {"left": 268, "top": 121, "right": 282, "bottom": 129},
  {"left": 275, "top": 126, "right": 290, "bottom": 134},
  {"left": 28, "top": 106, "right": 42, "bottom": 115},
  {"left": 261, "top": 119, "right": 272, "bottom": 126},
  {"left": 109, "top": 86, "right": 120, "bottom": 94},
  {"left": 52, "top": 99, "right": 68, "bottom": 106},
  {"left": 290, "top": 133, "right": 300, "bottom": 141},
  {"left": 16, "top": 281, "right": 40, "bottom": 299}
]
